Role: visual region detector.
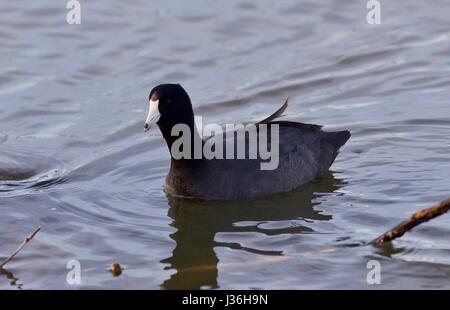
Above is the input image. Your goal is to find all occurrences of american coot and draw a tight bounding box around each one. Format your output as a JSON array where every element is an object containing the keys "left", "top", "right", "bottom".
[{"left": 144, "top": 83, "right": 350, "bottom": 200}]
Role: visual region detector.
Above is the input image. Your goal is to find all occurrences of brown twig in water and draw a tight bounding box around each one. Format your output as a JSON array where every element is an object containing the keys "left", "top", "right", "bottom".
[
  {"left": 0, "top": 227, "right": 41, "bottom": 269},
  {"left": 372, "top": 198, "right": 450, "bottom": 245}
]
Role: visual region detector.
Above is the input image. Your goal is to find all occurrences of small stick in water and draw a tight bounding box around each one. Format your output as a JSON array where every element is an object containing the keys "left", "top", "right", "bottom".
[
  {"left": 0, "top": 227, "right": 41, "bottom": 269},
  {"left": 372, "top": 198, "right": 450, "bottom": 245}
]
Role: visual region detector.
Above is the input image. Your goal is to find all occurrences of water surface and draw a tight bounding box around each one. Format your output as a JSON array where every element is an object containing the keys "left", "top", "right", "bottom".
[{"left": 1, "top": 0, "right": 450, "bottom": 289}]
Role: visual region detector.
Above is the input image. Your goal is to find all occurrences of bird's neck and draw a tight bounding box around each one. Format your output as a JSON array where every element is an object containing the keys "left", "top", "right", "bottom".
[{"left": 158, "top": 119, "right": 204, "bottom": 162}]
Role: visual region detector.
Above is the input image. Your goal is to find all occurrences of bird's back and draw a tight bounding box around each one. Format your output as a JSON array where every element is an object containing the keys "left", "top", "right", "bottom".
[{"left": 165, "top": 121, "right": 350, "bottom": 200}]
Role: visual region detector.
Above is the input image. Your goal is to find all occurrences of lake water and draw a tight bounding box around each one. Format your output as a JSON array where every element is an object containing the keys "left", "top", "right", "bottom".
[{"left": 1, "top": 0, "right": 450, "bottom": 289}]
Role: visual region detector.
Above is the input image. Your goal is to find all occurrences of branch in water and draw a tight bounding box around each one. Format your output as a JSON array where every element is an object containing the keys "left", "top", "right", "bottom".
[
  {"left": 0, "top": 227, "right": 41, "bottom": 269},
  {"left": 372, "top": 198, "right": 450, "bottom": 245}
]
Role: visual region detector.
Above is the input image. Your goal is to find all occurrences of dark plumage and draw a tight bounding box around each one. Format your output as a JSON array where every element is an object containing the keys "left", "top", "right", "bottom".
[{"left": 144, "top": 83, "right": 350, "bottom": 200}]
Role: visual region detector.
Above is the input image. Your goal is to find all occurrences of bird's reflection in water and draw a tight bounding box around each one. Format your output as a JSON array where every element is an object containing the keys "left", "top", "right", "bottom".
[{"left": 160, "top": 172, "right": 345, "bottom": 289}]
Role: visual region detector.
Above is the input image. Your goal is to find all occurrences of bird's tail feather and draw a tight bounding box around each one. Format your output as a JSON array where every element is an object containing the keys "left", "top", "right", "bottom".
[{"left": 324, "top": 130, "right": 351, "bottom": 150}]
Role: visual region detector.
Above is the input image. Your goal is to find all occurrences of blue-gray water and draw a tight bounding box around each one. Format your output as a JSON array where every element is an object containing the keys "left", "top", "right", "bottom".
[{"left": 1, "top": 0, "right": 450, "bottom": 289}]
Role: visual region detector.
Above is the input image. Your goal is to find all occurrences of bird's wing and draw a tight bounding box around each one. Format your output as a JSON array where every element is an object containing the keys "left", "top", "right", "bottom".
[
  {"left": 255, "top": 98, "right": 323, "bottom": 130},
  {"left": 203, "top": 98, "right": 289, "bottom": 142},
  {"left": 257, "top": 98, "right": 289, "bottom": 124}
]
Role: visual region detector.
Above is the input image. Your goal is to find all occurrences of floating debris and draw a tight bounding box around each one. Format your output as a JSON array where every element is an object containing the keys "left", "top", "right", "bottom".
[
  {"left": 109, "top": 262, "right": 122, "bottom": 277},
  {"left": 0, "top": 227, "right": 41, "bottom": 269}
]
